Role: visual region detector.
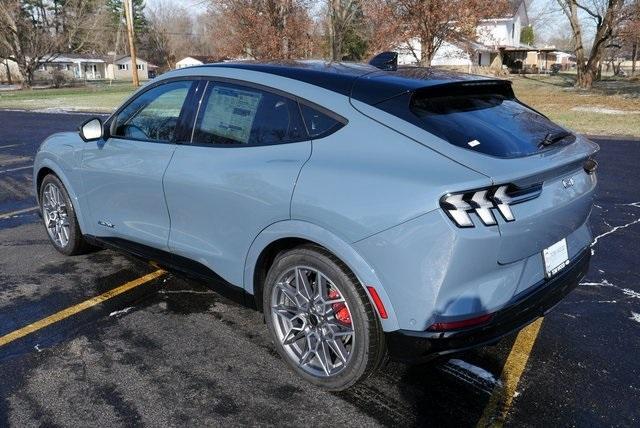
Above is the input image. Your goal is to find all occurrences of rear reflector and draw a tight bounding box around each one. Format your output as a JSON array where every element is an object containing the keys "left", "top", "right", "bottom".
[
  {"left": 427, "top": 313, "right": 493, "bottom": 332},
  {"left": 366, "top": 286, "right": 388, "bottom": 319}
]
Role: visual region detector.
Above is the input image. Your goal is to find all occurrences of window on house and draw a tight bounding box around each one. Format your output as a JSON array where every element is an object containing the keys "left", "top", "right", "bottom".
[
  {"left": 137, "top": 64, "right": 144, "bottom": 70},
  {"left": 118, "top": 64, "right": 128, "bottom": 70}
]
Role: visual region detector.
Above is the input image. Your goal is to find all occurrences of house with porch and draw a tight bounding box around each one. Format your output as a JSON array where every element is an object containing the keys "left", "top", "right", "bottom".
[
  {"left": 397, "top": 0, "right": 553, "bottom": 72},
  {"left": 34, "top": 53, "right": 107, "bottom": 80},
  {"left": 29, "top": 54, "right": 154, "bottom": 82}
]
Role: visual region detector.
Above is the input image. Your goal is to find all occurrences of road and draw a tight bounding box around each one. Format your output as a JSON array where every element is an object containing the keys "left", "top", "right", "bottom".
[{"left": 0, "top": 110, "right": 638, "bottom": 426}]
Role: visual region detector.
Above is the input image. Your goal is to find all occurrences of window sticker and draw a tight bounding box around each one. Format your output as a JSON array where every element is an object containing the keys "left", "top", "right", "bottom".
[{"left": 201, "top": 86, "right": 262, "bottom": 144}]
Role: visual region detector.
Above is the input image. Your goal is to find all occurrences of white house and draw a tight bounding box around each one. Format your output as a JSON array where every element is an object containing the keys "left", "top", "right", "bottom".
[
  {"left": 176, "top": 56, "right": 221, "bottom": 69},
  {"left": 104, "top": 55, "right": 152, "bottom": 81},
  {"left": 34, "top": 53, "right": 107, "bottom": 80},
  {"left": 398, "top": 0, "right": 533, "bottom": 69}
]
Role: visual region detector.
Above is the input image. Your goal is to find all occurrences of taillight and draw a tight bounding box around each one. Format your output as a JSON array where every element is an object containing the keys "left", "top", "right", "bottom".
[
  {"left": 427, "top": 313, "right": 493, "bottom": 331},
  {"left": 440, "top": 183, "right": 541, "bottom": 228}
]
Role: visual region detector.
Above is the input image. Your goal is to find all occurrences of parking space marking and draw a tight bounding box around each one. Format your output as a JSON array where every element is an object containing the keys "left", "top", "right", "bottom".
[
  {"left": 0, "top": 165, "right": 33, "bottom": 174},
  {"left": 0, "top": 269, "right": 166, "bottom": 348},
  {"left": 476, "top": 317, "right": 544, "bottom": 427},
  {"left": 0, "top": 144, "right": 21, "bottom": 149},
  {"left": 0, "top": 206, "right": 39, "bottom": 220}
]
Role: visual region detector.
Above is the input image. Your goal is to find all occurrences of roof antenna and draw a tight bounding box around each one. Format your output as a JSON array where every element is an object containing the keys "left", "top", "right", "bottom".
[{"left": 369, "top": 51, "right": 398, "bottom": 71}]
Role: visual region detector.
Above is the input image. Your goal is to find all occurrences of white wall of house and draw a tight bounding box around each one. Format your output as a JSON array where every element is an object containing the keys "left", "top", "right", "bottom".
[
  {"left": 398, "top": 39, "right": 494, "bottom": 67},
  {"left": 176, "top": 57, "right": 204, "bottom": 69},
  {"left": 397, "top": 1, "right": 529, "bottom": 67},
  {"left": 477, "top": 2, "right": 528, "bottom": 48},
  {"left": 432, "top": 41, "right": 474, "bottom": 66},
  {"left": 106, "top": 57, "right": 149, "bottom": 80}
]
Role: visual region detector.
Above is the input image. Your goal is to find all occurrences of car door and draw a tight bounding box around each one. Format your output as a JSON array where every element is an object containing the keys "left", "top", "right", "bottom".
[
  {"left": 81, "top": 79, "right": 196, "bottom": 249},
  {"left": 163, "top": 79, "right": 312, "bottom": 286}
]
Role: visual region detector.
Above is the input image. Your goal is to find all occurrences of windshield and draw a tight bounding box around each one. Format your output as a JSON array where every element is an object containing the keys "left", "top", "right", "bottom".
[{"left": 409, "top": 91, "right": 575, "bottom": 158}]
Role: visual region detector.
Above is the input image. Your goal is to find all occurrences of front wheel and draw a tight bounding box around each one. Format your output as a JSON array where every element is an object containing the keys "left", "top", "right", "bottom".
[
  {"left": 39, "top": 174, "right": 91, "bottom": 256},
  {"left": 263, "top": 245, "right": 386, "bottom": 390}
]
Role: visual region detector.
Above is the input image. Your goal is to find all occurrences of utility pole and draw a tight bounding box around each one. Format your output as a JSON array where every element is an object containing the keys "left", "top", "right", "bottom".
[{"left": 123, "top": 0, "right": 139, "bottom": 87}]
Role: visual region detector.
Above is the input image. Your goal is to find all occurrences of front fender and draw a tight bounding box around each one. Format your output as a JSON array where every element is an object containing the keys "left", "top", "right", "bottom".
[
  {"left": 34, "top": 133, "right": 90, "bottom": 234},
  {"left": 243, "top": 219, "right": 400, "bottom": 331}
]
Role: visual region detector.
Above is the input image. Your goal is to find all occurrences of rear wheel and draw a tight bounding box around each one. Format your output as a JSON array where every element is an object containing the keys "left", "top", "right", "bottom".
[
  {"left": 39, "top": 174, "right": 91, "bottom": 256},
  {"left": 263, "top": 245, "right": 386, "bottom": 390}
]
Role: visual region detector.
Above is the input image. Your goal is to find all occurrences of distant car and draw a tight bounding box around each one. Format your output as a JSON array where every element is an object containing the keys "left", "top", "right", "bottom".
[{"left": 34, "top": 60, "right": 598, "bottom": 390}]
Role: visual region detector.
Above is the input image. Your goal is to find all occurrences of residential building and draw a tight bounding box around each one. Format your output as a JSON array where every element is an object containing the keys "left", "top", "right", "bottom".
[
  {"left": 398, "top": 0, "right": 553, "bottom": 72},
  {"left": 104, "top": 55, "right": 153, "bottom": 81},
  {"left": 176, "top": 56, "right": 222, "bottom": 69},
  {"left": 34, "top": 53, "right": 107, "bottom": 80}
]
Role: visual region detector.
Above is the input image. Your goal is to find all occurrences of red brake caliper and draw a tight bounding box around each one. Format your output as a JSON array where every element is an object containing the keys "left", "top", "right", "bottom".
[{"left": 328, "top": 289, "right": 351, "bottom": 325}]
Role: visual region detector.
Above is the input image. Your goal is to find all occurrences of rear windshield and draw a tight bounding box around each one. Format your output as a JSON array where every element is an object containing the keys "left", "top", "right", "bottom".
[{"left": 409, "top": 86, "right": 574, "bottom": 158}]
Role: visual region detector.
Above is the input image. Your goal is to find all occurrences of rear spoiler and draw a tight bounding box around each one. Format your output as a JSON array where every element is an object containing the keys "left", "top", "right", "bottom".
[{"left": 411, "top": 80, "right": 515, "bottom": 99}]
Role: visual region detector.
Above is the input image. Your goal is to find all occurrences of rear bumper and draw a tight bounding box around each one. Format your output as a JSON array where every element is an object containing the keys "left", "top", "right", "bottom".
[{"left": 386, "top": 248, "right": 590, "bottom": 363}]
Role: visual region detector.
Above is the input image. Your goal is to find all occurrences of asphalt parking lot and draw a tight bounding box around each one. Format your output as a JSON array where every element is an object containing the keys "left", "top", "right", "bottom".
[{"left": 0, "top": 110, "right": 638, "bottom": 426}]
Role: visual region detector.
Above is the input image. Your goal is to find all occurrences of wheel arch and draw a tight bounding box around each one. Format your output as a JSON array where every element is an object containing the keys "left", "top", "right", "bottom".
[
  {"left": 34, "top": 159, "right": 90, "bottom": 234},
  {"left": 244, "top": 220, "right": 399, "bottom": 331}
]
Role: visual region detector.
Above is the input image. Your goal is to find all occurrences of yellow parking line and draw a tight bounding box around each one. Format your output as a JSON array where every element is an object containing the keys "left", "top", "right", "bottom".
[
  {"left": 476, "top": 317, "right": 544, "bottom": 427},
  {"left": 0, "top": 269, "right": 165, "bottom": 347}
]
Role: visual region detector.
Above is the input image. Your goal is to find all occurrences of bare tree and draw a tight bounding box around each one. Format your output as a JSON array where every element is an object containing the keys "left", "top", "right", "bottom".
[
  {"left": 619, "top": 0, "right": 640, "bottom": 75},
  {"left": 208, "top": 0, "right": 312, "bottom": 60},
  {"left": 0, "top": 0, "right": 110, "bottom": 87},
  {"left": 145, "top": 0, "right": 203, "bottom": 70},
  {"left": 556, "top": 0, "right": 628, "bottom": 88},
  {"left": 327, "top": 0, "right": 361, "bottom": 60},
  {"left": 390, "top": 0, "right": 510, "bottom": 67},
  {"left": 360, "top": 0, "right": 405, "bottom": 57},
  {"left": 0, "top": 0, "right": 62, "bottom": 87}
]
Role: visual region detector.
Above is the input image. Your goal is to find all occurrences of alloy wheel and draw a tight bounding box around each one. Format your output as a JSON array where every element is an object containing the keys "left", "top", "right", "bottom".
[
  {"left": 42, "top": 182, "right": 70, "bottom": 248},
  {"left": 270, "top": 266, "right": 355, "bottom": 378}
]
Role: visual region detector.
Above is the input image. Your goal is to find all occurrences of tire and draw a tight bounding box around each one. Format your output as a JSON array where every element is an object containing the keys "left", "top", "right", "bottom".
[
  {"left": 39, "top": 174, "right": 91, "bottom": 256},
  {"left": 263, "top": 244, "right": 386, "bottom": 390}
]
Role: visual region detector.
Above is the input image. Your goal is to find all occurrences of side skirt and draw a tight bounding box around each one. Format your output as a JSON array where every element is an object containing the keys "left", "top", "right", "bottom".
[{"left": 84, "top": 235, "right": 256, "bottom": 309}]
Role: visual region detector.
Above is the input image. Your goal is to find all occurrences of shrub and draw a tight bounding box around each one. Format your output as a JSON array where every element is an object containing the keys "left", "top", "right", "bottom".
[{"left": 50, "top": 69, "right": 69, "bottom": 88}]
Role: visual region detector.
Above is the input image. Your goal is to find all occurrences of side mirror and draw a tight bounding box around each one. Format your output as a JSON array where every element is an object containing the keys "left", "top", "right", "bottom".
[{"left": 79, "top": 118, "right": 104, "bottom": 142}]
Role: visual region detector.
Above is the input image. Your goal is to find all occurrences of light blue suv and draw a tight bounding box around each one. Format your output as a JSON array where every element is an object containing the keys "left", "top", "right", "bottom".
[{"left": 34, "top": 60, "right": 598, "bottom": 390}]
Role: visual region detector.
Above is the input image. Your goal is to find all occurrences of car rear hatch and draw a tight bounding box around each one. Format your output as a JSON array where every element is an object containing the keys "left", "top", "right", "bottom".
[{"left": 350, "top": 71, "right": 599, "bottom": 264}]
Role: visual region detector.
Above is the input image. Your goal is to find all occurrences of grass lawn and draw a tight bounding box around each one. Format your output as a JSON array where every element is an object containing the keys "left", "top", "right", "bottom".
[
  {"left": 1, "top": 73, "right": 639, "bottom": 137},
  {"left": 0, "top": 81, "right": 136, "bottom": 113},
  {"left": 510, "top": 74, "right": 640, "bottom": 138}
]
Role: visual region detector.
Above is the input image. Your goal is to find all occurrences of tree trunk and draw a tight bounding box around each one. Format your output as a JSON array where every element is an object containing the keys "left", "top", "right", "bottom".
[
  {"left": 420, "top": 38, "right": 432, "bottom": 67},
  {"left": 4, "top": 59, "right": 11, "bottom": 85},
  {"left": 329, "top": 0, "right": 340, "bottom": 61},
  {"left": 577, "top": 66, "right": 595, "bottom": 88},
  {"left": 633, "top": 40, "right": 638, "bottom": 76}
]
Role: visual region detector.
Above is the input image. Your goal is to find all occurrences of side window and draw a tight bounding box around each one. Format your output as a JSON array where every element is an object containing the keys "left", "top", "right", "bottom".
[
  {"left": 299, "top": 104, "right": 343, "bottom": 138},
  {"left": 113, "top": 80, "right": 192, "bottom": 142},
  {"left": 192, "top": 82, "right": 304, "bottom": 146}
]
